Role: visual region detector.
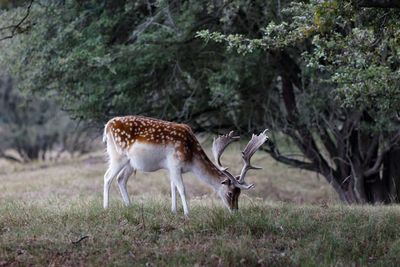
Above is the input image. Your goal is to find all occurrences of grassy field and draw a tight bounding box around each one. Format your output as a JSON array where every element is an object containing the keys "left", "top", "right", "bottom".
[{"left": 1, "top": 144, "right": 399, "bottom": 266}]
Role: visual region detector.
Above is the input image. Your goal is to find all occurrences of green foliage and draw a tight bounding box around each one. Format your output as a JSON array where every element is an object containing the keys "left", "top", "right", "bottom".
[
  {"left": 2, "top": 0, "right": 399, "bottom": 131},
  {"left": 2, "top": 0, "right": 206, "bottom": 122},
  {"left": 195, "top": 0, "right": 400, "bottom": 204},
  {"left": 200, "top": 0, "right": 400, "bottom": 127},
  {"left": 0, "top": 0, "right": 288, "bottom": 131},
  {"left": 304, "top": 24, "right": 400, "bottom": 126}
]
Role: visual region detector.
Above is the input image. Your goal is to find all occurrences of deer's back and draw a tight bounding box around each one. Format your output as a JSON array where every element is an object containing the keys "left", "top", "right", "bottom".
[{"left": 104, "top": 116, "right": 198, "bottom": 163}]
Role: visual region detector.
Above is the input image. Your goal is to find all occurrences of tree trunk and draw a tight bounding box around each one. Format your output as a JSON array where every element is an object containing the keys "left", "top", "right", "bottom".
[
  {"left": 266, "top": 51, "right": 400, "bottom": 205},
  {"left": 365, "top": 174, "right": 385, "bottom": 203},
  {"left": 382, "top": 148, "right": 400, "bottom": 203}
]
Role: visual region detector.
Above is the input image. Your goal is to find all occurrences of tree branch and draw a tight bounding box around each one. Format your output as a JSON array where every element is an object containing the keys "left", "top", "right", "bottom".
[
  {"left": 364, "top": 151, "right": 385, "bottom": 177},
  {"left": 364, "top": 134, "right": 380, "bottom": 163},
  {"left": 0, "top": 0, "right": 34, "bottom": 41},
  {"left": 262, "top": 141, "right": 316, "bottom": 172},
  {"left": 318, "top": 126, "right": 338, "bottom": 161},
  {"left": 364, "top": 132, "right": 400, "bottom": 177},
  {"left": 353, "top": 0, "right": 400, "bottom": 8},
  {"left": 0, "top": 152, "right": 23, "bottom": 163}
]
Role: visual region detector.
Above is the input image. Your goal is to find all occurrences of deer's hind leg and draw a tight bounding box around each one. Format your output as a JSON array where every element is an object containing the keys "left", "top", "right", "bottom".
[
  {"left": 103, "top": 158, "right": 130, "bottom": 209},
  {"left": 117, "top": 165, "right": 135, "bottom": 206},
  {"left": 171, "top": 180, "right": 177, "bottom": 213}
]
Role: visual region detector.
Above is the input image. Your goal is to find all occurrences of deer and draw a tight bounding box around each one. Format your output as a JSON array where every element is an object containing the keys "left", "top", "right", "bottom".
[{"left": 102, "top": 115, "right": 268, "bottom": 215}]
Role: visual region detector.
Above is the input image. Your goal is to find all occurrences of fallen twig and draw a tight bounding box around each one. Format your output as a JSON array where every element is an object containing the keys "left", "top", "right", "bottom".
[{"left": 71, "top": 235, "right": 89, "bottom": 245}]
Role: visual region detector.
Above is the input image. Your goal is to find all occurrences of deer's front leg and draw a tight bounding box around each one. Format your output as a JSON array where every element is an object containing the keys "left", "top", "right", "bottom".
[{"left": 169, "top": 168, "right": 189, "bottom": 215}]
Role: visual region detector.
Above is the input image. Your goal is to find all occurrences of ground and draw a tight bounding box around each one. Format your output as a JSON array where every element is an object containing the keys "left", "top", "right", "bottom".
[
  {"left": 0, "top": 143, "right": 399, "bottom": 266},
  {"left": 0, "top": 142, "right": 337, "bottom": 206}
]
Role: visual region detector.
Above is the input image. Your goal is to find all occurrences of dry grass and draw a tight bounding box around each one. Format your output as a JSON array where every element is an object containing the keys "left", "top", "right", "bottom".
[{"left": 0, "top": 142, "right": 338, "bottom": 207}]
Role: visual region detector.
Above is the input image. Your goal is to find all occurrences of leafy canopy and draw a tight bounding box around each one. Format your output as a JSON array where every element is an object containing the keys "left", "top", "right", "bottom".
[
  {"left": 198, "top": 1, "right": 400, "bottom": 129},
  {"left": 1, "top": 0, "right": 285, "bottom": 130}
]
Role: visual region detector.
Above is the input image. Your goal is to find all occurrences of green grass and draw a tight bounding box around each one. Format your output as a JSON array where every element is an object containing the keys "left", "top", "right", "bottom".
[
  {"left": 0, "top": 148, "right": 398, "bottom": 266},
  {"left": 1, "top": 198, "right": 400, "bottom": 266}
]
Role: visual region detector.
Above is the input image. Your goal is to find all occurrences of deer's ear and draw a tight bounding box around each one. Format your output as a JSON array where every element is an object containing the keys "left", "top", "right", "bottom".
[{"left": 221, "top": 178, "right": 231, "bottom": 185}]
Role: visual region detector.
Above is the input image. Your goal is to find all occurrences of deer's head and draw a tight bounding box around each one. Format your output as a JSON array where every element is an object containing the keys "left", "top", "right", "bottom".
[{"left": 212, "top": 130, "right": 269, "bottom": 210}]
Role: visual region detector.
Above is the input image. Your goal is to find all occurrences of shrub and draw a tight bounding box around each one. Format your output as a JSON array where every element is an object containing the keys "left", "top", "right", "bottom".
[{"left": 0, "top": 75, "right": 95, "bottom": 162}]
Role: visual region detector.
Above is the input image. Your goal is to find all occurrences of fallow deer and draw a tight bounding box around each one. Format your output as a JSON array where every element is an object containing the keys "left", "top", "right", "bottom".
[{"left": 103, "top": 115, "right": 268, "bottom": 215}]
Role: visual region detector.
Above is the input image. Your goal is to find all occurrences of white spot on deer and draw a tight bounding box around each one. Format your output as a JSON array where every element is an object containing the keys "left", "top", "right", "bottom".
[{"left": 176, "top": 151, "right": 184, "bottom": 159}]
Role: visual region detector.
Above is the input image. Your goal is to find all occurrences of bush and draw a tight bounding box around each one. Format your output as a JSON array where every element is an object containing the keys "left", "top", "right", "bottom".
[{"left": 0, "top": 75, "right": 95, "bottom": 162}]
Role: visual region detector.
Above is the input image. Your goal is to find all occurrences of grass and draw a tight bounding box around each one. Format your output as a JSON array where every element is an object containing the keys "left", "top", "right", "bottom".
[
  {"left": 2, "top": 199, "right": 400, "bottom": 266},
  {"left": 1, "top": 146, "right": 399, "bottom": 266}
]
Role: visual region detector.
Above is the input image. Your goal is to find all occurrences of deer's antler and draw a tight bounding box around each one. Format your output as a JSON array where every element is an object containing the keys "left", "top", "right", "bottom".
[
  {"left": 212, "top": 131, "right": 240, "bottom": 170},
  {"left": 237, "top": 129, "right": 269, "bottom": 184},
  {"left": 212, "top": 129, "right": 269, "bottom": 190},
  {"left": 212, "top": 131, "right": 246, "bottom": 187}
]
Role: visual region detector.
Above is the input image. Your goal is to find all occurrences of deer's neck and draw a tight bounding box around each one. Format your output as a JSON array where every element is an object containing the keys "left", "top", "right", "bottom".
[{"left": 190, "top": 150, "right": 225, "bottom": 191}]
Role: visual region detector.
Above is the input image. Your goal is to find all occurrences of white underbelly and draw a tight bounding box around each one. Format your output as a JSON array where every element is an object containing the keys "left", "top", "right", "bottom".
[{"left": 127, "top": 143, "right": 170, "bottom": 172}]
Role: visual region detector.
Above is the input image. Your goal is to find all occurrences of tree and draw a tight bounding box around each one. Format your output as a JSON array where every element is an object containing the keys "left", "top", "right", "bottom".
[
  {"left": 199, "top": 0, "right": 400, "bottom": 203},
  {"left": 1, "top": 0, "right": 290, "bottom": 128},
  {"left": 2, "top": 0, "right": 400, "bottom": 203}
]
